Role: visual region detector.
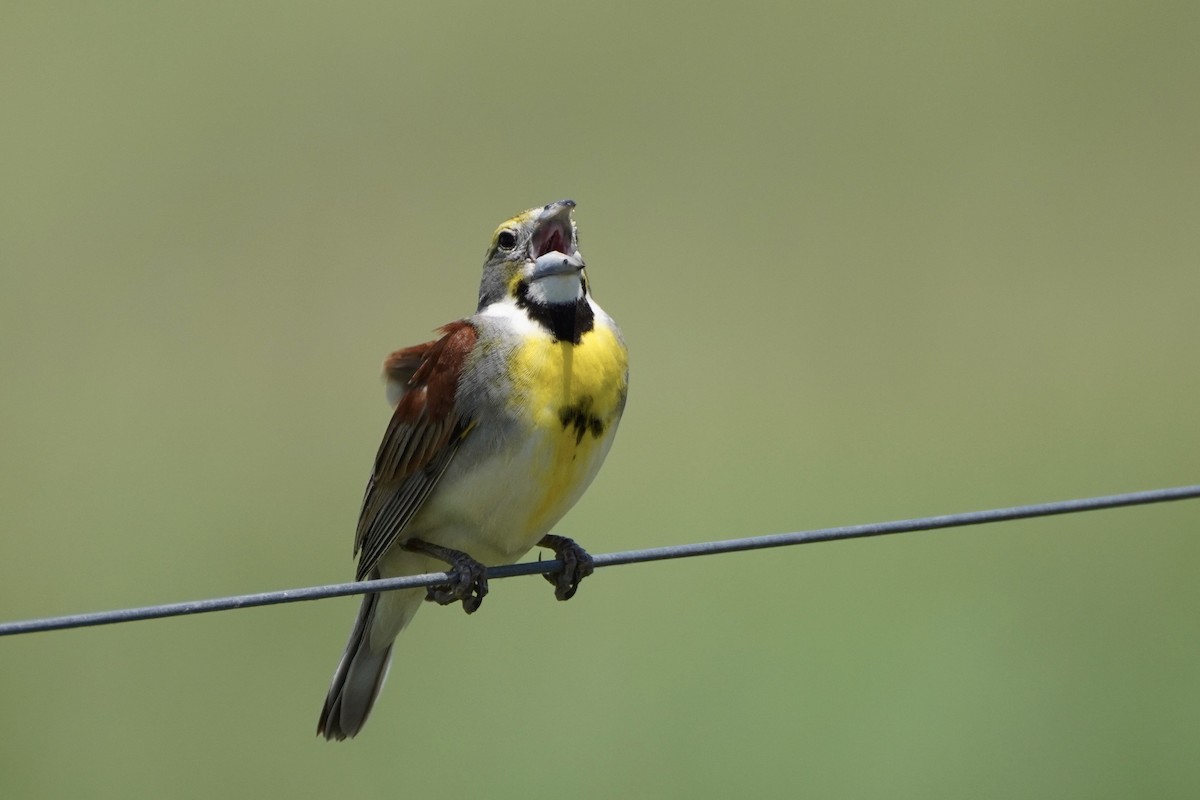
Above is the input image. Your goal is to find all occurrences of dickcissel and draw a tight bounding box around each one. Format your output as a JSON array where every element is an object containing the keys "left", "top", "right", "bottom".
[{"left": 318, "top": 200, "right": 628, "bottom": 740}]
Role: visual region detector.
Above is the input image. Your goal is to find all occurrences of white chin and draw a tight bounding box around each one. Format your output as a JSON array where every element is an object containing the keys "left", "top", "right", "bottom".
[{"left": 528, "top": 273, "right": 582, "bottom": 305}]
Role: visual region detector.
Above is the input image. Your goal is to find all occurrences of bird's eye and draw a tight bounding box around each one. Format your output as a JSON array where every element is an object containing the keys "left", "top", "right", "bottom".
[{"left": 496, "top": 230, "right": 517, "bottom": 250}]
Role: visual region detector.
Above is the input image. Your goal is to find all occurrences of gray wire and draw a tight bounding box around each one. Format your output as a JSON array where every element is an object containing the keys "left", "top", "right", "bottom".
[{"left": 2, "top": 484, "right": 1196, "bottom": 637}]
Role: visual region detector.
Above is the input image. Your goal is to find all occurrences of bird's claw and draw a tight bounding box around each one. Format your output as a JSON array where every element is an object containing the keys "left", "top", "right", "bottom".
[
  {"left": 426, "top": 555, "right": 488, "bottom": 613},
  {"left": 538, "top": 534, "right": 594, "bottom": 601},
  {"left": 403, "top": 539, "right": 489, "bottom": 614}
]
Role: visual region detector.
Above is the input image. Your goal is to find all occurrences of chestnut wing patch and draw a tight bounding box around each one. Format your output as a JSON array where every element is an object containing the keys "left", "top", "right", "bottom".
[{"left": 353, "top": 321, "right": 477, "bottom": 580}]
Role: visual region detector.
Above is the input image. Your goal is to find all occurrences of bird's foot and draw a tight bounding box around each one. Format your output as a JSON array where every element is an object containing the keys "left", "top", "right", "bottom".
[
  {"left": 538, "top": 534, "right": 594, "bottom": 601},
  {"left": 402, "top": 539, "right": 489, "bottom": 614}
]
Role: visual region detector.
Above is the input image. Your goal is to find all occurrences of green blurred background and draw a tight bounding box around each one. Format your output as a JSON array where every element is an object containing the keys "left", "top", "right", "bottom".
[{"left": 2, "top": 2, "right": 1198, "bottom": 797}]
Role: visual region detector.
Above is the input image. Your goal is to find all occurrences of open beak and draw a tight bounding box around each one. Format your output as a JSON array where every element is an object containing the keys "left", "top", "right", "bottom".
[
  {"left": 530, "top": 199, "right": 577, "bottom": 261},
  {"left": 530, "top": 250, "right": 585, "bottom": 280}
]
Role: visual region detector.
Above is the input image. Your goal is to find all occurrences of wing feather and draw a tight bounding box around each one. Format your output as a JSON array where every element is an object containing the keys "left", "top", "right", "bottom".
[{"left": 352, "top": 321, "right": 478, "bottom": 580}]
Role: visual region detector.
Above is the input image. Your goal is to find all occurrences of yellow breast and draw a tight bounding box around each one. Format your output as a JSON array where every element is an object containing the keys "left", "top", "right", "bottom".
[{"left": 509, "top": 323, "right": 629, "bottom": 528}]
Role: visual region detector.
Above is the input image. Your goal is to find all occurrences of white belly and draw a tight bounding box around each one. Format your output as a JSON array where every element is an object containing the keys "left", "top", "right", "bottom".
[{"left": 396, "top": 423, "right": 617, "bottom": 566}]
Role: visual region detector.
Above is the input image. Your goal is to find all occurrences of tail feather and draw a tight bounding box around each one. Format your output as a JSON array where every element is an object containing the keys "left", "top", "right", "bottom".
[
  {"left": 318, "top": 567, "right": 428, "bottom": 740},
  {"left": 317, "top": 591, "right": 392, "bottom": 740}
]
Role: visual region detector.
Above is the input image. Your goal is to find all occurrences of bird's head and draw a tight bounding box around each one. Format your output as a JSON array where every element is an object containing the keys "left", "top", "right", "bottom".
[{"left": 476, "top": 199, "right": 587, "bottom": 311}]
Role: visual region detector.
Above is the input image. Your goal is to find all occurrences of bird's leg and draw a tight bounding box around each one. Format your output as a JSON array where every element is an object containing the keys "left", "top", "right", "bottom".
[
  {"left": 537, "top": 534, "right": 595, "bottom": 601},
  {"left": 402, "top": 538, "right": 488, "bottom": 614}
]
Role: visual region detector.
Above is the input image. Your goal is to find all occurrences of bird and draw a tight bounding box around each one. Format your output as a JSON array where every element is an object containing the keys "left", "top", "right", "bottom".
[{"left": 317, "top": 200, "right": 628, "bottom": 740}]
